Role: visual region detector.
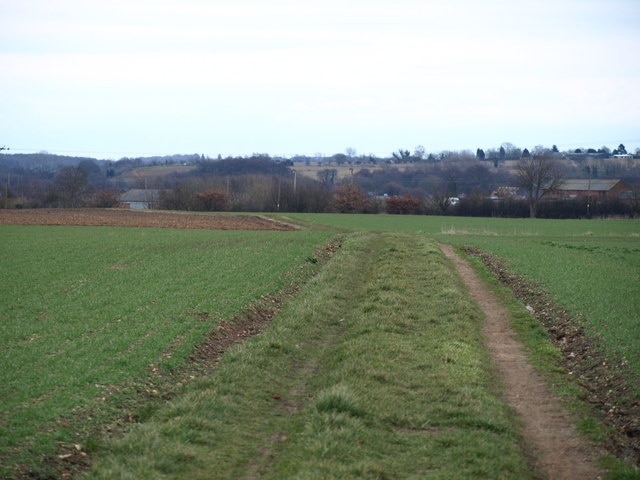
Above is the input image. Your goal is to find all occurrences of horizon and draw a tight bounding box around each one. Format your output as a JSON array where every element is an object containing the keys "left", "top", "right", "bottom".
[{"left": 1, "top": 140, "right": 637, "bottom": 162}]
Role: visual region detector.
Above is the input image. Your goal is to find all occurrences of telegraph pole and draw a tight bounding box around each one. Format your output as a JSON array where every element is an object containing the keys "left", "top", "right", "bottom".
[
  {"left": 292, "top": 168, "right": 297, "bottom": 196},
  {"left": 1, "top": 146, "right": 9, "bottom": 209}
]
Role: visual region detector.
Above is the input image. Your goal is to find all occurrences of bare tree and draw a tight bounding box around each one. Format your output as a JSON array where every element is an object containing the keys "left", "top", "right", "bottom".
[
  {"left": 317, "top": 169, "right": 337, "bottom": 188},
  {"left": 501, "top": 142, "right": 522, "bottom": 160},
  {"left": 515, "top": 152, "right": 563, "bottom": 218},
  {"left": 51, "top": 166, "right": 91, "bottom": 207},
  {"left": 428, "top": 182, "right": 453, "bottom": 214}
]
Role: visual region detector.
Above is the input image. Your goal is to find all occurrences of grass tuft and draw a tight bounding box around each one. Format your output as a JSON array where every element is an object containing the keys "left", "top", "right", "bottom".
[{"left": 313, "top": 385, "right": 368, "bottom": 418}]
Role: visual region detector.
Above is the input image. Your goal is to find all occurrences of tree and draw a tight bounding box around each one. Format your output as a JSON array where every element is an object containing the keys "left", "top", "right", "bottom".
[
  {"left": 317, "top": 169, "right": 337, "bottom": 188},
  {"left": 428, "top": 182, "right": 454, "bottom": 214},
  {"left": 78, "top": 159, "right": 104, "bottom": 187},
  {"left": 392, "top": 149, "right": 411, "bottom": 162},
  {"left": 514, "top": 152, "right": 563, "bottom": 218},
  {"left": 93, "top": 189, "right": 120, "bottom": 208},
  {"left": 160, "top": 184, "right": 197, "bottom": 210},
  {"left": 476, "top": 148, "right": 485, "bottom": 160},
  {"left": 598, "top": 146, "right": 611, "bottom": 157},
  {"left": 382, "top": 182, "right": 403, "bottom": 197},
  {"left": 385, "top": 194, "right": 422, "bottom": 214},
  {"left": 332, "top": 153, "right": 348, "bottom": 165},
  {"left": 501, "top": 142, "right": 521, "bottom": 160},
  {"left": 330, "top": 184, "right": 372, "bottom": 213},
  {"left": 615, "top": 144, "right": 627, "bottom": 155},
  {"left": 51, "top": 166, "right": 91, "bottom": 207},
  {"left": 196, "top": 189, "right": 229, "bottom": 211},
  {"left": 629, "top": 183, "right": 640, "bottom": 217}
]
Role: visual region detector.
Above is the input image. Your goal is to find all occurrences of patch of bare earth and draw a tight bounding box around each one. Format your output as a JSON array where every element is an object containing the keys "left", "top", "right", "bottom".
[
  {"left": 440, "top": 244, "right": 604, "bottom": 480},
  {"left": 0, "top": 208, "right": 297, "bottom": 230}
]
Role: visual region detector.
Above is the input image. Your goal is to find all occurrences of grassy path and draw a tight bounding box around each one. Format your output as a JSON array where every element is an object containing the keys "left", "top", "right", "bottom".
[{"left": 88, "top": 232, "right": 533, "bottom": 479}]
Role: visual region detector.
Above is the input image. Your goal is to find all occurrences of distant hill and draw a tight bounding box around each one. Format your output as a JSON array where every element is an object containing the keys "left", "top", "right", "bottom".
[
  {"left": 0, "top": 152, "right": 204, "bottom": 173},
  {"left": 0, "top": 153, "right": 94, "bottom": 172}
]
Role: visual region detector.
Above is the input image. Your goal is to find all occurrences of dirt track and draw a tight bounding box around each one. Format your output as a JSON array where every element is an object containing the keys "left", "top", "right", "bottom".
[
  {"left": 441, "top": 244, "right": 604, "bottom": 480},
  {"left": 0, "top": 208, "right": 296, "bottom": 230}
]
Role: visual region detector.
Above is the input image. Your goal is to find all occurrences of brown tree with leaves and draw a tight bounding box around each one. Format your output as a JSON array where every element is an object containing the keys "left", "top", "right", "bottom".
[
  {"left": 331, "top": 184, "right": 372, "bottom": 213},
  {"left": 385, "top": 194, "right": 423, "bottom": 214},
  {"left": 196, "top": 189, "right": 230, "bottom": 211}
]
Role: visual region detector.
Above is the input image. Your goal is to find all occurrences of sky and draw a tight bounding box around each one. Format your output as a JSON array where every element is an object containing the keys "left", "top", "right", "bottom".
[{"left": 1, "top": 0, "right": 639, "bottom": 160}]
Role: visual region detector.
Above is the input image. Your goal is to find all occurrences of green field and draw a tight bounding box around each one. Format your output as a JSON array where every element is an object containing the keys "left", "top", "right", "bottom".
[
  {"left": 0, "top": 225, "right": 333, "bottom": 478},
  {"left": 283, "top": 214, "right": 640, "bottom": 380},
  {"left": 1, "top": 215, "right": 639, "bottom": 479}
]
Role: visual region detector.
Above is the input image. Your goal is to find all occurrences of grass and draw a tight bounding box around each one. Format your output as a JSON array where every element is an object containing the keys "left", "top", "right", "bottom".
[
  {"left": 88, "top": 233, "right": 532, "bottom": 479},
  {"left": 278, "top": 213, "right": 640, "bottom": 479},
  {"left": 445, "top": 234, "right": 640, "bottom": 381},
  {"left": 0, "top": 225, "right": 333, "bottom": 478},
  {"left": 457, "top": 245, "right": 640, "bottom": 479},
  {"left": 3, "top": 213, "right": 639, "bottom": 478},
  {"left": 282, "top": 212, "right": 640, "bottom": 237},
  {"left": 281, "top": 214, "right": 640, "bottom": 380}
]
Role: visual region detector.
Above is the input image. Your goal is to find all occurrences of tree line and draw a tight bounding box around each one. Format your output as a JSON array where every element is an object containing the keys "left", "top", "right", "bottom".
[{"left": 1, "top": 146, "right": 639, "bottom": 218}]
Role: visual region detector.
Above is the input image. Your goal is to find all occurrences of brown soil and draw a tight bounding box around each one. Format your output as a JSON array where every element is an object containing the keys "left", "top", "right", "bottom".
[
  {"left": 0, "top": 208, "right": 297, "bottom": 230},
  {"left": 440, "top": 244, "right": 605, "bottom": 480}
]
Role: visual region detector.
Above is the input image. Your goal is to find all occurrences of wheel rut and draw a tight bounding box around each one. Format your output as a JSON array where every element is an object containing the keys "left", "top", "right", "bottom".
[{"left": 440, "top": 243, "right": 603, "bottom": 480}]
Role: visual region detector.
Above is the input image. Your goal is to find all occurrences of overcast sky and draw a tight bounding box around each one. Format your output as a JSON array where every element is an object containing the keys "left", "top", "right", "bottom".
[{"left": 1, "top": 0, "right": 639, "bottom": 159}]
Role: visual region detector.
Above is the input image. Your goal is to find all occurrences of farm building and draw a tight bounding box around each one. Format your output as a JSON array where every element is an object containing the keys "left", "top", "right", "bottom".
[
  {"left": 490, "top": 186, "right": 522, "bottom": 200},
  {"left": 545, "top": 179, "right": 630, "bottom": 200},
  {"left": 119, "top": 189, "right": 161, "bottom": 209}
]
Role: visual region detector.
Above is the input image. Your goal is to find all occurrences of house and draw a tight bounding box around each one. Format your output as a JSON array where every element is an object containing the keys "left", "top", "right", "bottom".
[
  {"left": 119, "top": 189, "right": 160, "bottom": 209},
  {"left": 490, "top": 186, "right": 521, "bottom": 200},
  {"left": 545, "top": 179, "right": 630, "bottom": 200}
]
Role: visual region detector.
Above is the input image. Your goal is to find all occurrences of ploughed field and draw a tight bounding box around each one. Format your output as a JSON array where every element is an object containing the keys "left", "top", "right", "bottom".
[{"left": 0, "top": 208, "right": 296, "bottom": 230}]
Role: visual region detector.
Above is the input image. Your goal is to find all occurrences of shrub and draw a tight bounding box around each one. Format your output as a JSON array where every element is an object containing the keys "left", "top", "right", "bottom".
[
  {"left": 385, "top": 195, "right": 423, "bottom": 215},
  {"left": 330, "top": 184, "right": 373, "bottom": 213},
  {"left": 195, "top": 189, "right": 230, "bottom": 211}
]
